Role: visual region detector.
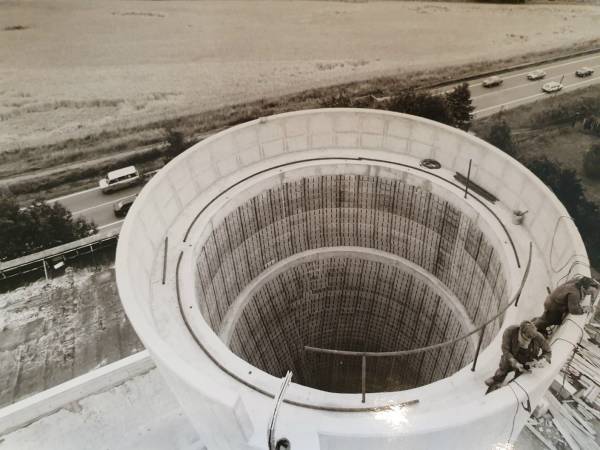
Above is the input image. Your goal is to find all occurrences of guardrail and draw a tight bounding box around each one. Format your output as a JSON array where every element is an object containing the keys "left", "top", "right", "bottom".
[
  {"left": 0, "top": 231, "right": 119, "bottom": 281},
  {"left": 305, "top": 242, "right": 533, "bottom": 403}
]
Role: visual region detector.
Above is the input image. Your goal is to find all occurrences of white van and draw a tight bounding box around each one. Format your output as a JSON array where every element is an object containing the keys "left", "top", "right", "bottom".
[{"left": 99, "top": 166, "right": 141, "bottom": 194}]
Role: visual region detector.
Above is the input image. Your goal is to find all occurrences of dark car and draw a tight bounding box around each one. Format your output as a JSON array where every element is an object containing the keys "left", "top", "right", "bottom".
[
  {"left": 113, "top": 195, "right": 137, "bottom": 218},
  {"left": 575, "top": 67, "right": 594, "bottom": 77}
]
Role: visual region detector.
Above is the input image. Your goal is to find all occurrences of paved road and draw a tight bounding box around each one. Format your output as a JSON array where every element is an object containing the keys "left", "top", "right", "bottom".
[
  {"left": 49, "top": 52, "right": 600, "bottom": 232},
  {"left": 49, "top": 184, "right": 141, "bottom": 234},
  {"left": 462, "top": 53, "right": 600, "bottom": 117}
]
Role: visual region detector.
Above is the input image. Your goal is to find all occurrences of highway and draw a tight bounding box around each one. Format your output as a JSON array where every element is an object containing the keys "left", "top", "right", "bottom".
[
  {"left": 49, "top": 52, "right": 600, "bottom": 233},
  {"left": 469, "top": 53, "right": 600, "bottom": 117},
  {"left": 49, "top": 185, "right": 141, "bottom": 235}
]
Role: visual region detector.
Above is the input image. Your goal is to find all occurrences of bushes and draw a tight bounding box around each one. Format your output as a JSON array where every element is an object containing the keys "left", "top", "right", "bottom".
[
  {"left": 486, "top": 120, "right": 517, "bottom": 157},
  {"left": 386, "top": 90, "right": 454, "bottom": 126},
  {"left": 384, "top": 83, "right": 474, "bottom": 131},
  {"left": 164, "top": 129, "right": 186, "bottom": 162},
  {"left": 525, "top": 157, "right": 600, "bottom": 268},
  {"left": 0, "top": 193, "right": 97, "bottom": 261},
  {"left": 445, "top": 83, "right": 475, "bottom": 131},
  {"left": 583, "top": 144, "right": 600, "bottom": 180},
  {"left": 319, "top": 90, "right": 354, "bottom": 108}
]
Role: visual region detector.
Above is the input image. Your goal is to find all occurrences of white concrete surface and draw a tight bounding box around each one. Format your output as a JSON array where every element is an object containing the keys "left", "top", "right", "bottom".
[
  {"left": 115, "top": 109, "right": 589, "bottom": 449},
  {"left": 0, "top": 351, "right": 153, "bottom": 436},
  {"left": 0, "top": 368, "right": 201, "bottom": 450}
]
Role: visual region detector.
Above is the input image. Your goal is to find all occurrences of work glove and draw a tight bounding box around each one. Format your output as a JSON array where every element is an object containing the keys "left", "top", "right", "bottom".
[{"left": 532, "top": 360, "right": 546, "bottom": 369}]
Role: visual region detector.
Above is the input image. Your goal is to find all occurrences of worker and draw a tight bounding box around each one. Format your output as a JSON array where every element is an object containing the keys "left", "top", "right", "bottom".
[
  {"left": 533, "top": 276, "right": 599, "bottom": 334},
  {"left": 485, "top": 320, "right": 552, "bottom": 394}
]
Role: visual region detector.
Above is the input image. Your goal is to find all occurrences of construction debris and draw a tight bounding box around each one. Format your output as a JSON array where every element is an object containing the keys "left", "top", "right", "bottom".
[{"left": 526, "top": 326, "right": 600, "bottom": 450}]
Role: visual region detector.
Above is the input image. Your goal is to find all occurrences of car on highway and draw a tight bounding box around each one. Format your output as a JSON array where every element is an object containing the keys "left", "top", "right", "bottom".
[
  {"left": 526, "top": 70, "right": 546, "bottom": 81},
  {"left": 575, "top": 67, "right": 594, "bottom": 77},
  {"left": 99, "top": 166, "right": 141, "bottom": 194},
  {"left": 541, "top": 81, "right": 563, "bottom": 93},
  {"left": 482, "top": 76, "right": 503, "bottom": 88},
  {"left": 113, "top": 195, "right": 137, "bottom": 218}
]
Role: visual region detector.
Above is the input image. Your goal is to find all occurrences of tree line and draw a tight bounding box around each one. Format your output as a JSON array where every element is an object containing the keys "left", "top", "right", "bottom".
[
  {"left": 485, "top": 120, "right": 600, "bottom": 268},
  {"left": 0, "top": 193, "right": 96, "bottom": 262}
]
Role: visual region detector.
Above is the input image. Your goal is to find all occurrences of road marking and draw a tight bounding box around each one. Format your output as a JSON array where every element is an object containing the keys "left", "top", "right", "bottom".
[
  {"left": 48, "top": 170, "right": 157, "bottom": 205},
  {"left": 72, "top": 194, "right": 135, "bottom": 215},
  {"left": 474, "top": 75, "right": 600, "bottom": 115},
  {"left": 468, "top": 54, "right": 600, "bottom": 88},
  {"left": 48, "top": 185, "right": 102, "bottom": 203},
  {"left": 472, "top": 80, "right": 547, "bottom": 100},
  {"left": 475, "top": 92, "right": 546, "bottom": 114},
  {"left": 97, "top": 220, "right": 124, "bottom": 230}
]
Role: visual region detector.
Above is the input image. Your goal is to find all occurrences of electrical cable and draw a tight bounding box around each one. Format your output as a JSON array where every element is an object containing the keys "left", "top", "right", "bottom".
[
  {"left": 550, "top": 336, "right": 580, "bottom": 393},
  {"left": 548, "top": 215, "right": 589, "bottom": 275},
  {"left": 511, "top": 379, "right": 531, "bottom": 413},
  {"left": 556, "top": 261, "right": 591, "bottom": 287},
  {"left": 506, "top": 383, "right": 521, "bottom": 443},
  {"left": 562, "top": 317, "right": 585, "bottom": 341}
]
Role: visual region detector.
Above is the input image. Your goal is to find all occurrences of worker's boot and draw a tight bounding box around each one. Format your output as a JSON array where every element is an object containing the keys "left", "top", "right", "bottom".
[
  {"left": 484, "top": 377, "right": 501, "bottom": 394},
  {"left": 485, "top": 382, "right": 501, "bottom": 395}
]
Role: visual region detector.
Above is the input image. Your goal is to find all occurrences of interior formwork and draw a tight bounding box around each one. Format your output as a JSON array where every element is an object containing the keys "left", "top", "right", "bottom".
[
  {"left": 230, "top": 255, "right": 474, "bottom": 393},
  {"left": 194, "top": 174, "right": 510, "bottom": 392}
]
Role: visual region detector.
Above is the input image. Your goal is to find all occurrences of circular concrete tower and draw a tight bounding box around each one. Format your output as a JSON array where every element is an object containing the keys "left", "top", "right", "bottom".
[{"left": 116, "top": 109, "right": 590, "bottom": 449}]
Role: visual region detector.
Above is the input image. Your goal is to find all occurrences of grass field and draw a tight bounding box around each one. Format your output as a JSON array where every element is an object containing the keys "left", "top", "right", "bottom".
[{"left": 2, "top": 0, "right": 600, "bottom": 199}]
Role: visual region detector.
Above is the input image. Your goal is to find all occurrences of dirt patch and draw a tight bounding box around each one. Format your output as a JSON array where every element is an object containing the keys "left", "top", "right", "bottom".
[{"left": 0, "top": 266, "right": 143, "bottom": 407}]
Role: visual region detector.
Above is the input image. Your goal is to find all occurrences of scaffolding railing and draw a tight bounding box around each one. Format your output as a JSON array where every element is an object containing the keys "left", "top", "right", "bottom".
[{"left": 305, "top": 241, "right": 533, "bottom": 403}]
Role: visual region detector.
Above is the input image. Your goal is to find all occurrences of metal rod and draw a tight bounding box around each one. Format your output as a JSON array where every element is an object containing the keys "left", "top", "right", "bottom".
[
  {"left": 471, "top": 325, "right": 486, "bottom": 372},
  {"left": 305, "top": 242, "right": 533, "bottom": 359},
  {"left": 162, "top": 236, "right": 168, "bottom": 285},
  {"left": 268, "top": 371, "right": 293, "bottom": 450},
  {"left": 181, "top": 156, "right": 521, "bottom": 271},
  {"left": 361, "top": 355, "right": 367, "bottom": 403},
  {"left": 514, "top": 287, "right": 523, "bottom": 307},
  {"left": 42, "top": 259, "right": 48, "bottom": 281},
  {"left": 464, "top": 159, "right": 472, "bottom": 199}
]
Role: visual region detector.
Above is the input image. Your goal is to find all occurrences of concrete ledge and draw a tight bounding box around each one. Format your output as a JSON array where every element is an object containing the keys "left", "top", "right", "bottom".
[{"left": 0, "top": 350, "right": 153, "bottom": 436}]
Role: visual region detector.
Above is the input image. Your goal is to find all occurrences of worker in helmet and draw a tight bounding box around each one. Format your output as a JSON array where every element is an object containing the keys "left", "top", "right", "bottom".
[
  {"left": 485, "top": 320, "right": 552, "bottom": 394},
  {"left": 533, "top": 276, "right": 599, "bottom": 334}
]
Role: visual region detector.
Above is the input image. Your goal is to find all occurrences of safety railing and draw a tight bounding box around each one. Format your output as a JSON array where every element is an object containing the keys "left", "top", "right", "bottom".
[
  {"left": 304, "top": 242, "right": 533, "bottom": 403},
  {"left": 0, "top": 233, "right": 119, "bottom": 281}
]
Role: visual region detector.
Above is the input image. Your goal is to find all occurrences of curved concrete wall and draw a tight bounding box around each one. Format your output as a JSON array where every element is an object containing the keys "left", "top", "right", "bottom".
[
  {"left": 194, "top": 173, "right": 509, "bottom": 385},
  {"left": 116, "top": 109, "right": 589, "bottom": 450},
  {"left": 227, "top": 249, "right": 477, "bottom": 393}
]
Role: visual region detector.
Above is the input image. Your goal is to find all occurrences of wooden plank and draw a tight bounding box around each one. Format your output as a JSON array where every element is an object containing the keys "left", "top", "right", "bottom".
[
  {"left": 574, "top": 397, "right": 600, "bottom": 420},
  {"left": 552, "top": 416, "right": 581, "bottom": 450},
  {"left": 525, "top": 422, "right": 558, "bottom": 450},
  {"left": 548, "top": 397, "right": 600, "bottom": 450},
  {"left": 563, "top": 403, "right": 596, "bottom": 436}
]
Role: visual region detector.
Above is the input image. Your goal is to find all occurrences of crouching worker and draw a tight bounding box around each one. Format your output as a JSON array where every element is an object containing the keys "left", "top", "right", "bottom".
[
  {"left": 485, "top": 320, "right": 551, "bottom": 394},
  {"left": 534, "top": 276, "right": 599, "bottom": 334}
]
